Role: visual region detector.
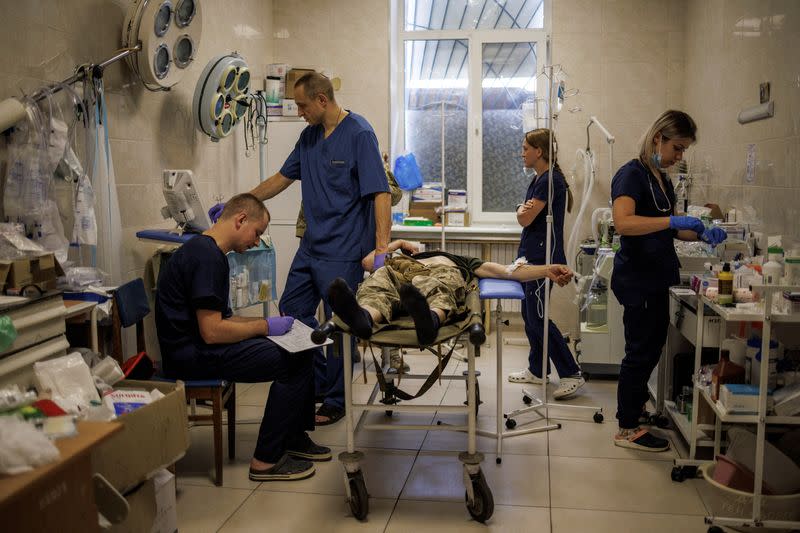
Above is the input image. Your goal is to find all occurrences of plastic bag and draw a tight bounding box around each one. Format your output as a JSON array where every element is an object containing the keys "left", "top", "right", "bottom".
[
  {"left": 227, "top": 239, "right": 277, "bottom": 309},
  {"left": 72, "top": 172, "right": 97, "bottom": 246},
  {"left": 33, "top": 352, "right": 100, "bottom": 414},
  {"left": 0, "top": 416, "right": 60, "bottom": 474},
  {"left": 0, "top": 316, "right": 18, "bottom": 353},
  {"left": 393, "top": 153, "right": 424, "bottom": 191}
]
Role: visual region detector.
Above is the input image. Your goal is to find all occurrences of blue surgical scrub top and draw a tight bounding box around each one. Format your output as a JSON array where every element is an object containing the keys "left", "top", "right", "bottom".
[
  {"left": 280, "top": 112, "right": 389, "bottom": 261},
  {"left": 155, "top": 235, "right": 232, "bottom": 371},
  {"left": 610, "top": 159, "right": 680, "bottom": 305},
  {"left": 517, "top": 168, "right": 568, "bottom": 265}
]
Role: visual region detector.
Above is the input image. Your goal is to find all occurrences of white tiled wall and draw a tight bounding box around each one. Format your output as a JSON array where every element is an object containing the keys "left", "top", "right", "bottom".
[{"left": 683, "top": 0, "right": 800, "bottom": 245}]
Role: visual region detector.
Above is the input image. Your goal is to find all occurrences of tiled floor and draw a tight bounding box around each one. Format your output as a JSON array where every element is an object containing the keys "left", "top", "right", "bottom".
[{"left": 174, "top": 333, "right": 713, "bottom": 532}]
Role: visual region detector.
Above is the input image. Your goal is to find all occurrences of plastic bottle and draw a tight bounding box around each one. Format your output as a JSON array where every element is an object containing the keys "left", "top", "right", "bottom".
[
  {"left": 711, "top": 349, "right": 746, "bottom": 401},
  {"left": 783, "top": 249, "right": 800, "bottom": 285},
  {"left": 717, "top": 262, "right": 734, "bottom": 305},
  {"left": 763, "top": 246, "right": 784, "bottom": 285},
  {"left": 674, "top": 175, "right": 688, "bottom": 216}
]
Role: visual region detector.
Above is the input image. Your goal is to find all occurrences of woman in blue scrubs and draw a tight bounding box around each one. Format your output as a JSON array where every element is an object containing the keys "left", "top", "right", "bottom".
[
  {"left": 611, "top": 110, "right": 725, "bottom": 451},
  {"left": 508, "top": 129, "right": 585, "bottom": 400}
]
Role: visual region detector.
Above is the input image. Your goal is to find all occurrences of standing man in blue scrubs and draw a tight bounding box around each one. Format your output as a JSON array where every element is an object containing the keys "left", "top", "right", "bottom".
[
  {"left": 611, "top": 110, "right": 726, "bottom": 452},
  {"left": 210, "top": 73, "right": 391, "bottom": 425}
]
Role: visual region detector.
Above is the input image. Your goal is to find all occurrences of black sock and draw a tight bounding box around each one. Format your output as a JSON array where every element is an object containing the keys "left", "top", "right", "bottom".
[
  {"left": 327, "top": 278, "right": 372, "bottom": 338},
  {"left": 430, "top": 310, "right": 440, "bottom": 331},
  {"left": 398, "top": 284, "right": 439, "bottom": 345}
]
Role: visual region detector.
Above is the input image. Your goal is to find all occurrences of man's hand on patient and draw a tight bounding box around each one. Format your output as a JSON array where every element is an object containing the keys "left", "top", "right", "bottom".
[{"left": 266, "top": 316, "right": 294, "bottom": 336}]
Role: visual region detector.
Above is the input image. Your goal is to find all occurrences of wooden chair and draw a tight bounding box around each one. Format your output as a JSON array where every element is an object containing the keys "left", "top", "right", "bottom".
[{"left": 114, "top": 278, "right": 236, "bottom": 486}]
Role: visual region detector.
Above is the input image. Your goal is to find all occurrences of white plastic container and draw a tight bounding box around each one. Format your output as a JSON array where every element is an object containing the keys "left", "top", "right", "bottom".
[
  {"left": 699, "top": 462, "right": 800, "bottom": 533},
  {"left": 763, "top": 246, "right": 784, "bottom": 285}
]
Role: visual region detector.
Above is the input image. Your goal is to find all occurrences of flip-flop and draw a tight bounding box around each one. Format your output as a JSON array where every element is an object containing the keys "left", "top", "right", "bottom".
[{"left": 315, "top": 403, "right": 345, "bottom": 426}]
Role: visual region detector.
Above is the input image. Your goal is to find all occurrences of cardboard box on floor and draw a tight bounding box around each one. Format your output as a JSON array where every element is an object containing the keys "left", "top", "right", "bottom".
[
  {"left": 108, "top": 476, "right": 157, "bottom": 533},
  {"left": 0, "top": 252, "right": 64, "bottom": 292},
  {"left": 92, "top": 380, "right": 189, "bottom": 493}
]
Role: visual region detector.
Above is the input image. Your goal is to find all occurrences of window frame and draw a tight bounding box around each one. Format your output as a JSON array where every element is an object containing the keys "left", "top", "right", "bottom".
[{"left": 390, "top": 0, "right": 552, "bottom": 225}]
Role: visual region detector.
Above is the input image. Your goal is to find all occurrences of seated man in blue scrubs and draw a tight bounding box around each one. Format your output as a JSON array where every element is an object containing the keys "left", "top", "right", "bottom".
[{"left": 156, "top": 193, "right": 329, "bottom": 481}]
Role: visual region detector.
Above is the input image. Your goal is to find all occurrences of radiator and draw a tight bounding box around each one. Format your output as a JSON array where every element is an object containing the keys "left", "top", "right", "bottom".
[{"left": 424, "top": 241, "right": 522, "bottom": 312}]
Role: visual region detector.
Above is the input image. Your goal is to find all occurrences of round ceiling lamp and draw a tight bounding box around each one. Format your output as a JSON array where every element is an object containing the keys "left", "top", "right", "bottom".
[
  {"left": 192, "top": 53, "right": 251, "bottom": 142},
  {"left": 122, "top": 0, "right": 202, "bottom": 90}
]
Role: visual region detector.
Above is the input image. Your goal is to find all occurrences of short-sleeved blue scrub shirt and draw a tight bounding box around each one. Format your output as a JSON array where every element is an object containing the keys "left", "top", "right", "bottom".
[
  {"left": 280, "top": 112, "right": 389, "bottom": 262},
  {"left": 518, "top": 168, "right": 568, "bottom": 265},
  {"left": 610, "top": 159, "right": 680, "bottom": 303},
  {"left": 155, "top": 235, "right": 232, "bottom": 364}
]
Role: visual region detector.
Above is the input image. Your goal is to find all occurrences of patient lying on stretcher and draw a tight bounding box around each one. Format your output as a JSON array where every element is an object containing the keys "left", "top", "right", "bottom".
[{"left": 328, "top": 239, "right": 573, "bottom": 345}]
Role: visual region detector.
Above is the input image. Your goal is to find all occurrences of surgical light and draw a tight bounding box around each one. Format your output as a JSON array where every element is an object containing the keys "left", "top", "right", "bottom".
[
  {"left": 193, "top": 53, "right": 252, "bottom": 142},
  {"left": 122, "top": 0, "right": 202, "bottom": 90}
]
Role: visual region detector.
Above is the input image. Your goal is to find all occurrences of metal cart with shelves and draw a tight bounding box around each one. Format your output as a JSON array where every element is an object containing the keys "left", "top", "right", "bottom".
[{"left": 672, "top": 284, "right": 800, "bottom": 532}]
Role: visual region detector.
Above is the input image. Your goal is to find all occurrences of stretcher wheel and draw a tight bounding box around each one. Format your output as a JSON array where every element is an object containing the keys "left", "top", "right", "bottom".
[
  {"left": 465, "top": 470, "right": 494, "bottom": 523},
  {"left": 707, "top": 527, "right": 724, "bottom": 533},
  {"left": 495, "top": 457, "right": 502, "bottom": 464},
  {"left": 522, "top": 395, "right": 532, "bottom": 405},
  {"left": 347, "top": 471, "right": 369, "bottom": 520},
  {"left": 505, "top": 418, "right": 516, "bottom": 429},
  {"left": 385, "top": 410, "right": 393, "bottom": 417},
  {"left": 593, "top": 412, "right": 604, "bottom": 423}
]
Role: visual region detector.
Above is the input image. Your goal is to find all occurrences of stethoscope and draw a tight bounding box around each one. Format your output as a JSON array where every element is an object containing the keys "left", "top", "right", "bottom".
[{"left": 646, "top": 167, "right": 673, "bottom": 213}]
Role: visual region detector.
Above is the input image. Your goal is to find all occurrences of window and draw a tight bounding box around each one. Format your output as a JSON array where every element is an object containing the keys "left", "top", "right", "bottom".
[{"left": 392, "top": 0, "right": 549, "bottom": 223}]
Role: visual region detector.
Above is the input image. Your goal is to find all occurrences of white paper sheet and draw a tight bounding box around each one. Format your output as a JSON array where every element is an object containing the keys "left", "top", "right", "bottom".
[{"left": 268, "top": 320, "right": 332, "bottom": 353}]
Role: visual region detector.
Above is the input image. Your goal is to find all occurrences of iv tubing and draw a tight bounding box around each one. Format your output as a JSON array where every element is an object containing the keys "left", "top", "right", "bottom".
[{"left": 566, "top": 148, "right": 594, "bottom": 270}]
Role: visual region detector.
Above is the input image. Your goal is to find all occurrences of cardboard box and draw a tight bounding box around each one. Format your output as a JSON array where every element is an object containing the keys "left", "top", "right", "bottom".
[
  {"left": 1, "top": 451, "right": 97, "bottom": 532},
  {"left": 267, "top": 103, "right": 283, "bottom": 116},
  {"left": 408, "top": 201, "right": 440, "bottom": 223},
  {"left": 445, "top": 211, "right": 470, "bottom": 227},
  {"left": 266, "top": 63, "right": 289, "bottom": 78},
  {"left": 92, "top": 380, "right": 189, "bottom": 493},
  {"left": 448, "top": 189, "right": 467, "bottom": 207},
  {"left": 109, "top": 476, "right": 157, "bottom": 533},
  {"left": 0, "top": 252, "right": 64, "bottom": 292},
  {"left": 719, "top": 383, "right": 774, "bottom": 414},
  {"left": 284, "top": 68, "right": 315, "bottom": 99},
  {"left": 282, "top": 98, "right": 298, "bottom": 116},
  {"left": 151, "top": 469, "right": 177, "bottom": 533}
]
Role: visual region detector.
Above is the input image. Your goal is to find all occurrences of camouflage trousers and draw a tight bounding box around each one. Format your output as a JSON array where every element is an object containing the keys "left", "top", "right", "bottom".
[{"left": 356, "top": 255, "right": 467, "bottom": 329}]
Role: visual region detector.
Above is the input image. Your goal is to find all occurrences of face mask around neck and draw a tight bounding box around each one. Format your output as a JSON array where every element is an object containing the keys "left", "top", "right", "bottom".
[{"left": 522, "top": 167, "right": 536, "bottom": 178}]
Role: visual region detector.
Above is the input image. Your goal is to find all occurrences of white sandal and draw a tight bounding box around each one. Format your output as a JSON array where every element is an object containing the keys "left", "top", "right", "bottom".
[
  {"left": 553, "top": 376, "right": 585, "bottom": 400},
  {"left": 507, "top": 368, "right": 547, "bottom": 384}
]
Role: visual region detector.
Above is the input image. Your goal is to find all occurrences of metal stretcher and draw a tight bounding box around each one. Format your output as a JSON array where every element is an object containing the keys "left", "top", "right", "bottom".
[{"left": 312, "top": 286, "right": 493, "bottom": 523}]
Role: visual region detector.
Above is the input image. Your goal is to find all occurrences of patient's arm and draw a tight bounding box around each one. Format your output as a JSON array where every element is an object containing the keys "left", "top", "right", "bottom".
[
  {"left": 474, "top": 262, "right": 573, "bottom": 286},
  {"left": 197, "top": 309, "right": 267, "bottom": 344},
  {"left": 361, "top": 239, "right": 421, "bottom": 271}
]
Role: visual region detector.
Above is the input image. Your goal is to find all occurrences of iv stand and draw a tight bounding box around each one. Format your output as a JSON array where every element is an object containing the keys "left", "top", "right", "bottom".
[{"left": 504, "top": 64, "right": 604, "bottom": 430}]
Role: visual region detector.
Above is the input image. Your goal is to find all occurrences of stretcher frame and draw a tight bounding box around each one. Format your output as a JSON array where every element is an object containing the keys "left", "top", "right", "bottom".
[{"left": 313, "top": 289, "right": 494, "bottom": 523}]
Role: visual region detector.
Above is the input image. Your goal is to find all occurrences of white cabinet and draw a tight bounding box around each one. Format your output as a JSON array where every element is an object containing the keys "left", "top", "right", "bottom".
[{"left": 264, "top": 118, "right": 306, "bottom": 302}]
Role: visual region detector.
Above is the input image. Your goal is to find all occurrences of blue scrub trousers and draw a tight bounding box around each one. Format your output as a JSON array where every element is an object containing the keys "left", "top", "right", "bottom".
[
  {"left": 279, "top": 244, "right": 364, "bottom": 410},
  {"left": 616, "top": 290, "right": 669, "bottom": 429},
  {"left": 164, "top": 338, "right": 316, "bottom": 464},
  {"left": 522, "top": 279, "right": 580, "bottom": 378}
]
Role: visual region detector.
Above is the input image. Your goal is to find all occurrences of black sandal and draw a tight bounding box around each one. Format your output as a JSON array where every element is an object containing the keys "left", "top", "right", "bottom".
[{"left": 315, "top": 403, "right": 345, "bottom": 426}]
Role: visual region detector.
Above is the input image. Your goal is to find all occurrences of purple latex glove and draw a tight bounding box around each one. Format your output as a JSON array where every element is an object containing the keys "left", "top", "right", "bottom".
[
  {"left": 266, "top": 316, "right": 294, "bottom": 336},
  {"left": 373, "top": 253, "right": 386, "bottom": 269},
  {"left": 700, "top": 227, "right": 727, "bottom": 247},
  {"left": 208, "top": 202, "right": 225, "bottom": 223}
]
